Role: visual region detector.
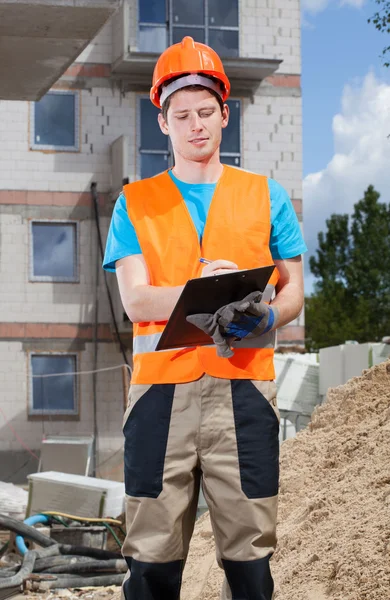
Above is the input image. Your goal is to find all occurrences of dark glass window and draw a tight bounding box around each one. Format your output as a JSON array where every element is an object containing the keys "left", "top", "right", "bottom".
[
  {"left": 138, "top": 0, "right": 239, "bottom": 56},
  {"left": 31, "top": 222, "right": 77, "bottom": 281},
  {"left": 172, "top": 27, "right": 205, "bottom": 45},
  {"left": 139, "top": 25, "right": 167, "bottom": 52},
  {"left": 221, "top": 155, "right": 240, "bottom": 166},
  {"left": 139, "top": 0, "right": 167, "bottom": 52},
  {"left": 141, "top": 102, "right": 168, "bottom": 152},
  {"left": 221, "top": 99, "right": 241, "bottom": 166},
  {"left": 138, "top": 0, "right": 168, "bottom": 53},
  {"left": 139, "top": 0, "right": 166, "bottom": 23},
  {"left": 208, "top": 29, "right": 239, "bottom": 58},
  {"left": 139, "top": 98, "right": 171, "bottom": 178},
  {"left": 31, "top": 355, "right": 77, "bottom": 415},
  {"left": 33, "top": 92, "right": 78, "bottom": 150},
  {"left": 172, "top": 0, "right": 204, "bottom": 25},
  {"left": 141, "top": 154, "right": 170, "bottom": 179},
  {"left": 209, "top": 0, "right": 239, "bottom": 27}
]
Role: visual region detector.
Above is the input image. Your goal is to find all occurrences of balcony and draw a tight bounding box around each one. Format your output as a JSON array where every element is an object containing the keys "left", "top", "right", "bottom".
[
  {"left": 112, "top": 53, "right": 281, "bottom": 99},
  {"left": 0, "top": 0, "right": 120, "bottom": 101}
]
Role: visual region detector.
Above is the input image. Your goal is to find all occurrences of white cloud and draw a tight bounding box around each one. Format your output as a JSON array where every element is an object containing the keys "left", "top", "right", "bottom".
[
  {"left": 301, "top": 0, "right": 331, "bottom": 15},
  {"left": 340, "top": 0, "right": 365, "bottom": 8},
  {"left": 301, "top": 0, "right": 331, "bottom": 16},
  {"left": 301, "top": 0, "right": 364, "bottom": 17},
  {"left": 303, "top": 72, "right": 390, "bottom": 293}
]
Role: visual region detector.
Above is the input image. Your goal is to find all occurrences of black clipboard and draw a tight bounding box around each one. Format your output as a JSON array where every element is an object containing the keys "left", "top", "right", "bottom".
[{"left": 155, "top": 265, "right": 275, "bottom": 351}]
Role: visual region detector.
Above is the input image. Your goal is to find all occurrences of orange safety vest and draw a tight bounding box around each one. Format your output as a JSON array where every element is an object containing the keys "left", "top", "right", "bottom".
[{"left": 124, "top": 165, "right": 279, "bottom": 384}]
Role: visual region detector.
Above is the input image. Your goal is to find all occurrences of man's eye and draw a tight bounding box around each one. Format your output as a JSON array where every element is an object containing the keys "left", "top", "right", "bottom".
[
  {"left": 200, "top": 112, "right": 213, "bottom": 118},
  {"left": 177, "top": 115, "right": 188, "bottom": 120}
]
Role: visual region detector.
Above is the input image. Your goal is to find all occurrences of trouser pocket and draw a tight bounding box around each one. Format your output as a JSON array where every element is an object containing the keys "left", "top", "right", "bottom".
[
  {"left": 123, "top": 383, "right": 175, "bottom": 498},
  {"left": 231, "top": 379, "right": 279, "bottom": 499}
]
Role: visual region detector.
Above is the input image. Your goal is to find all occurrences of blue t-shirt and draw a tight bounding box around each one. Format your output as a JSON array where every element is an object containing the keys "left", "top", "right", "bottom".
[{"left": 103, "top": 170, "right": 307, "bottom": 271}]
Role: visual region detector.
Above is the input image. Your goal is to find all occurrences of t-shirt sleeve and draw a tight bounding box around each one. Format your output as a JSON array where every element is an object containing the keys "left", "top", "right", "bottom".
[
  {"left": 268, "top": 179, "right": 307, "bottom": 260},
  {"left": 102, "top": 193, "right": 142, "bottom": 272}
]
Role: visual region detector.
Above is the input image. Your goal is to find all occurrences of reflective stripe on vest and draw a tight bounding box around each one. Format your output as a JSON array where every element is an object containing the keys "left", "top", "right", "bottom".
[{"left": 133, "top": 329, "right": 275, "bottom": 355}]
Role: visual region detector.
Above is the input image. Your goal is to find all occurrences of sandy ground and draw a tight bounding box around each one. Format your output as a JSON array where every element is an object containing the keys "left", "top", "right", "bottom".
[{"left": 180, "top": 359, "right": 390, "bottom": 599}]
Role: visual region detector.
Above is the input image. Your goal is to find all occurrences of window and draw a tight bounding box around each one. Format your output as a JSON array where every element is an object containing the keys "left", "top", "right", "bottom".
[
  {"left": 138, "top": 98, "right": 241, "bottom": 177},
  {"left": 221, "top": 99, "right": 241, "bottom": 167},
  {"left": 30, "top": 221, "right": 78, "bottom": 282},
  {"left": 30, "top": 91, "right": 79, "bottom": 151},
  {"left": 30, "top": 354, "right": 78, "bottom": 416},
  {"left": 139, "top": 98, "right": 171, "bottom": 178},
  {"left": 139, "top": 0, "right": 239, "bottom": 57},
  {"left": 139, "top": 0, "right": 168, "bottom": 53}
]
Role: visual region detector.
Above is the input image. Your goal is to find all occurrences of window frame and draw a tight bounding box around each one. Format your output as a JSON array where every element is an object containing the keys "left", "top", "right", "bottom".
[
  {"left": 221, "top": 98, "right": 241, "bottom": 167},
  {"left": 29, "top": 219, "right": 80, "bottom": 283},
  {"left": 137, "top": 95, "right": 172, "bottom": 179},
  {"left": 138, "top": 0, "right": 240, "bottom": 56},
  {"left": 28, "top": 352, "right": 79, "bottom": 418},
  {"left": 29, "top": 90, "right": 80, "bottom": 152}
]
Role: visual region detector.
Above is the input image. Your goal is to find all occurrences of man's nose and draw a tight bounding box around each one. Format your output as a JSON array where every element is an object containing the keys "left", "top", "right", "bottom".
[{"left": 190, "top": 113, "right": 203, "bottom": 131}]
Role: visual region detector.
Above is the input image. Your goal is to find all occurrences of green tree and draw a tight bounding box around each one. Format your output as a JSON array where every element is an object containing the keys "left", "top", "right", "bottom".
[
  {"left": 306, "top": 185, "right": 390, "bottom": 350},
  {"left": 368, "top": 0, "right": 390, "bottom": 66}
]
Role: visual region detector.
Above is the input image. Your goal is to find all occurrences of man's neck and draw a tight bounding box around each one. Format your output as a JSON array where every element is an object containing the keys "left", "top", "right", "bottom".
[{"left": 171, "top": 154, "right": 224, "bottom": 184}]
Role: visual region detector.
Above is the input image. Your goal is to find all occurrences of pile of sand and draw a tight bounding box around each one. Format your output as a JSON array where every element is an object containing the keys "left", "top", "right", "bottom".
[{"left": 181, "top": 359, "right": 390, "bottom": 600}]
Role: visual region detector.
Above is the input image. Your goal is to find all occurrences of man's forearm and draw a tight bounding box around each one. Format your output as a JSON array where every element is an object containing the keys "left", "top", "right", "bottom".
[
  {"left": 125, "top": 284, "right": 184, "bottom": 323},
  {"left": 271, "top": 282, "right": 304, "bottom": 329}
]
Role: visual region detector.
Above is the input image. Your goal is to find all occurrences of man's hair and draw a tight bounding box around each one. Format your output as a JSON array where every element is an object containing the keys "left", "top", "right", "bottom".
[{"left": 161, "top": 84, "right": 224, "bottom": 122}]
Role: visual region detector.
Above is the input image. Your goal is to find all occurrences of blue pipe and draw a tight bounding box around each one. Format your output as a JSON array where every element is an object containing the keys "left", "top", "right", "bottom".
[{"left": 16, "top": 514, "right": 50, "bottom": 555}]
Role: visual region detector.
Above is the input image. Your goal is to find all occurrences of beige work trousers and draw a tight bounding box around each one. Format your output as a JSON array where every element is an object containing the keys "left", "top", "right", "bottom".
[{"left": 122, "top": 374, "right": 280, "bottom": 600}]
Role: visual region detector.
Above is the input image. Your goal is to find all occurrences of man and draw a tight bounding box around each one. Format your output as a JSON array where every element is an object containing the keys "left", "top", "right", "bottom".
[{"left": 103, "top": 36, "right": 306, "bottom": 600}]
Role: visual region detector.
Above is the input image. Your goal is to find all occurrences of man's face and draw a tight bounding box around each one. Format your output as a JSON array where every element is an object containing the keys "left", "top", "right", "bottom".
[{"left": 158, "top": 89, "right": 229, "bottom": 163}]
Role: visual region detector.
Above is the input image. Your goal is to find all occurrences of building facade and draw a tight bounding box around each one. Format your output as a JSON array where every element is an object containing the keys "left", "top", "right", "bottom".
[{"left": 0, "top": 0, "right": 303, "bottom": 482}]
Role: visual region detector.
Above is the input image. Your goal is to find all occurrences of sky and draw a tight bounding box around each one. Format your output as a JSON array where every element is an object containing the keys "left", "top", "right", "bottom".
[{"left": 301, "top": 0, "right": 390, "bottom": 293}]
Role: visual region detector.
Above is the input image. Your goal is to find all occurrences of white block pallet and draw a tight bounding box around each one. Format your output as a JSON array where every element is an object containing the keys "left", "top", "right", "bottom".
[{"left": 26, "top": 471, "right": 125, "bottom": 519}]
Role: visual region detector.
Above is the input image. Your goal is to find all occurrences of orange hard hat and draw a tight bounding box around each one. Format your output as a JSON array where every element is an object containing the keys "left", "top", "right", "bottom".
[{"left": 150, "top": 36, "right": 231, "bottom": 109}]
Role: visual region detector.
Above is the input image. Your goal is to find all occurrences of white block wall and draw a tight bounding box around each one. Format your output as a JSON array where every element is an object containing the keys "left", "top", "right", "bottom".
[
  {"left": 243, "top": 94, "right": 302, "bottom": 199},
  {"left": 0, "top": 341, "right": 125, "bottom": 457},
  {"left": 77, "top": 19, "right": 113, "bottom": 64},
  {"left": 0, "top": 89, "right": 136, "bottom": 193},
  {"left": 0, "top": 212, "right": 113, "bottom": 324},
  {"left": 240, "top": 0, "right": 301, "bottom": 74}
]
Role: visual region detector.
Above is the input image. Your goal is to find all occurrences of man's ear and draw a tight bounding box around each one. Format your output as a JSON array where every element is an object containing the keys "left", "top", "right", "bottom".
[
  {"left": 221, "top": 103, "right": 230, "bottom": 130},
  {"left": 158, "top": 112, "right": 169, "bottom": 136}
]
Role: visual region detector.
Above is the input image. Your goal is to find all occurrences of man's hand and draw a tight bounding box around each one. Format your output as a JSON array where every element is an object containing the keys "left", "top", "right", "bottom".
[
  {"left": 187, "top": 291, "right": 278, "bottom": 358},
  {"left": 201, "top": 259, "right": 238, "bottom": 277}
]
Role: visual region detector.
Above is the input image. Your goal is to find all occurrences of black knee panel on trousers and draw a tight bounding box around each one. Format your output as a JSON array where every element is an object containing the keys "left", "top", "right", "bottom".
[
  {"left": 222, "top": 555, "right": 274, "bottom": 600},
  {"left": 123, "top": 556, "right": 184, "bottom": 600}
]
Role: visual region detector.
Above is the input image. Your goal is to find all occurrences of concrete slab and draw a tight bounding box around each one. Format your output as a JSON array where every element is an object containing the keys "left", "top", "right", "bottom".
[{"left": 0, "top": 0, "right": 120, "bottom": 100}]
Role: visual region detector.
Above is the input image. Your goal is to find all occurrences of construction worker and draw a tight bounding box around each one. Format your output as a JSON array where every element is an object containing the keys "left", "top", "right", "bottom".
[{"left": 103, "top": 36, "right": 306, "bottom": 600}]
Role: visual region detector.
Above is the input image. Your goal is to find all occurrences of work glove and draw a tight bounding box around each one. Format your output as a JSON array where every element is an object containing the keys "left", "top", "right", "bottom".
[{"left": 186, "top": 291, "right": 278, "bottom": 359}]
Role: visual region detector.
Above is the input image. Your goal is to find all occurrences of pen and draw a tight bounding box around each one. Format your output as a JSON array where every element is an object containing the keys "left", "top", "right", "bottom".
[{"left": 199, "top": 257, "right": 212, "bottom": 264}]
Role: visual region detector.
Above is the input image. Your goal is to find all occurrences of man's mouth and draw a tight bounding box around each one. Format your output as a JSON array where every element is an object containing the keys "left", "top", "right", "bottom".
[{"left": 189, "top": 137, "right": 208, "bottom": 144}]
